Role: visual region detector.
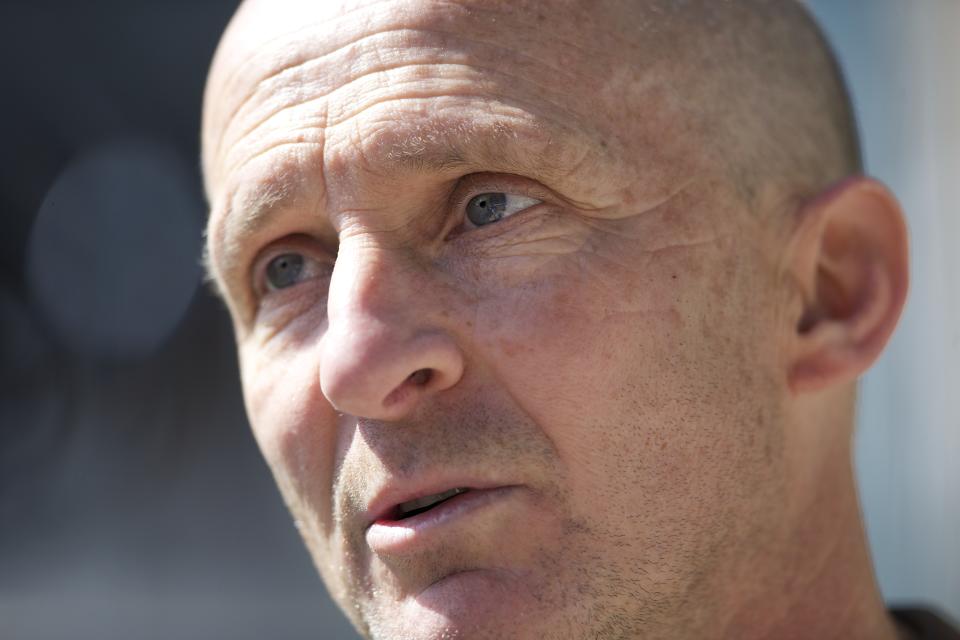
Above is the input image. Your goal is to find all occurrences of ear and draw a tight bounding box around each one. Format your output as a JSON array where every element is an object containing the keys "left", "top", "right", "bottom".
[{"left": 783, "top": 177, "right": 909, "bottom": 394}]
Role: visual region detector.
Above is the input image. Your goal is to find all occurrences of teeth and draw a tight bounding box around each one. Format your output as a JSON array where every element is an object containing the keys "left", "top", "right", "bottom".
[{"left": 398, "top": 487, "right": 467, "bottom": 517}]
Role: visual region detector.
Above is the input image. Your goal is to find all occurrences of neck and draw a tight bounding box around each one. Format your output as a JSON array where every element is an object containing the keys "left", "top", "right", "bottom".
[{"left": 715, "top": 408, "right": 901, "bottom": 639}]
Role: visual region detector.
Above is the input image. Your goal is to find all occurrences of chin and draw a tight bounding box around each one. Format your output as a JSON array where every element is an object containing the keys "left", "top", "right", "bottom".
[{"left": 365, "top": 568, "right": 553, "bottom": 640}]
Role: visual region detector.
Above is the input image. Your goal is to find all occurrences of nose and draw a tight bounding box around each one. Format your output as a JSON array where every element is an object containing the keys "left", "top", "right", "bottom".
[{"left": 319, "top": 240, "right": 465, "bottom": 421}]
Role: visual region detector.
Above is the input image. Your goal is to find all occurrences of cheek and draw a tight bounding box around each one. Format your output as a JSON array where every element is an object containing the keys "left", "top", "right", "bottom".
[
  {"left": 471, "top": 244, "right": 780, "bottom": 523},
  {"left": 240, "top": 342, "right": 369, "bottom": 618},
  {"left": 472, "top": 251, "right": 689, "bottom": 436},
  {"left": 240, "top": 341, "right": 343, "bottom": 540}
]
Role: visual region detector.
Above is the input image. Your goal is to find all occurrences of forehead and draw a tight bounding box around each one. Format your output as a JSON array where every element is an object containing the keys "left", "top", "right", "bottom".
[{"left": 204, "top": 0, "right": 691, "bottom": 184}]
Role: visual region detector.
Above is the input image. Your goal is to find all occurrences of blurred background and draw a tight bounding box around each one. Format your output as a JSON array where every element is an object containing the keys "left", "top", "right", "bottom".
[{"left": 0, "top": 1, "right": 957, "bottom": 638}]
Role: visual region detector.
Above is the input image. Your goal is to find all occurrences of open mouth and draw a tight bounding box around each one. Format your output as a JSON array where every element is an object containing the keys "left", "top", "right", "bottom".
[
  {"left": 366, "top": 485, "right": 518, "bottom": 552},
  {"left": 389, "top": 487, "right": 470, "bottom": 521}
]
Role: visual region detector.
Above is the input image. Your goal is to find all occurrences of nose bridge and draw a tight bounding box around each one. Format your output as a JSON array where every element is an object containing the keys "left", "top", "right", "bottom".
[
  {"left": 327, "top": 235, "right": 421, "bottom": 326},
  {"left": 320, "top": 236, "right": 465, "bottom": 421}
]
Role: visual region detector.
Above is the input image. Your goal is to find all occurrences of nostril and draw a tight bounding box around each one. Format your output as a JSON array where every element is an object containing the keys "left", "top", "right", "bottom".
[
  {"left": 382, "top": 368, "right": 433, "bottom": 411},
  {"left": 407, "top": 368, "right": 432, "bottom": 387}
]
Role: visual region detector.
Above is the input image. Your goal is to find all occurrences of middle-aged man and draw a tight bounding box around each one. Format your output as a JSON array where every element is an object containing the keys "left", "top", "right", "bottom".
[{"left": 200, "top": 0, "right": 959, "bottom": 638}]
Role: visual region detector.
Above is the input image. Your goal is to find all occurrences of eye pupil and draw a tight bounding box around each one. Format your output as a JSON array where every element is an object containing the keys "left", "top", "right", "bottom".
[
  {"left": 466, "top": 192, "right": 507, "bottom": 226},
  {"left": 266, "top": 253, "right": 304, "bottom": 290}
]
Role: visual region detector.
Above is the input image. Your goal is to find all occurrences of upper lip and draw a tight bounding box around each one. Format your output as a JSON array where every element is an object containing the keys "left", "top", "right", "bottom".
[{"left": 363, "top": 476, "right": 508, "bottom": 529}]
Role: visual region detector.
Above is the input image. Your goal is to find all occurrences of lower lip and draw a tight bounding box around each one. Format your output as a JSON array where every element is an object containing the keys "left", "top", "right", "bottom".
[{"left": 366, "top": 487, "right": 516, "bottom": 553}]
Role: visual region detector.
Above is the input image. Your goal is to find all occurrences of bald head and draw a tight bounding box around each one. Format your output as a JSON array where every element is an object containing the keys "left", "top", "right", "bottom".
[{"left": 203, "top": 0, "right": 859, "bottom": 219}]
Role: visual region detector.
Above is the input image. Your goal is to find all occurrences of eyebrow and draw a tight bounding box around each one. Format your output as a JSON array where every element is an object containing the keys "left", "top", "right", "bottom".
[
  {"left": 207, "top": 119, "right": 590, "bottom": 298},
  {"left": 208, "top": 151, "right": 454, "bottom": 285}
]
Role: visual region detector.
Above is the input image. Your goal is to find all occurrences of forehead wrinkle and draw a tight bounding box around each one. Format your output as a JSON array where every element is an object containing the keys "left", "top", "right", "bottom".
[
  {"left": 206, "top": 0, "right": 394, "bottom": 168},
  {"left": 217, "top": 71, "right": 590, "bottom": 196},
  {"left": 229, "top": 39, "right": 584, "bottom": 151},
  {"left": 211, "top": 27, "right": 406, "bottom": 176},
  {"left": 217, "top": 51, "right": 614, "bottom": 199},
  {"left": 322, "top": 65, "right": 586, "bottom": 131},
  {"left": 205, "top": 0, "right": 627, "bottom": 182},
  {"left": 212, "top": 23, "right": 595, "bottom": 187},
  {"left": 219, "top": 114, "right": 557, "bottom": 249},
  {"left": 318, "top": 99, "right": 607, "bottom": 210}
]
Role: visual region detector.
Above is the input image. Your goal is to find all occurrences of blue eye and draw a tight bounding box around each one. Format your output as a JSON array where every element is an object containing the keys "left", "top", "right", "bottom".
[
  {"left": 265, "top": 253, "right": 304, "bottom": 290},
  {"left": 465, "top": 192, "right": 541, "bottom": 227}
]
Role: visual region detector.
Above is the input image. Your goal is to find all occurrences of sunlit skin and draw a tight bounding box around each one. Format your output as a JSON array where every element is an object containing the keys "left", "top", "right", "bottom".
[{"left": 202, "top": 1, "right": 911, "bottom": 639}]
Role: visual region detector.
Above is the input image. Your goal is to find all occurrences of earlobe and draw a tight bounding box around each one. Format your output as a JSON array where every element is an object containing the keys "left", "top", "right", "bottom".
[{"left": 785, "top": 178, "right": 909, "bottom": 394}]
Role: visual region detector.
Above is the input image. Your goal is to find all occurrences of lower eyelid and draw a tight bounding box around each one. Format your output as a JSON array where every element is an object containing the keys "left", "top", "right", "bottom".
[{"left": 255, "top": 270, "right": 332, "bottom": 325}]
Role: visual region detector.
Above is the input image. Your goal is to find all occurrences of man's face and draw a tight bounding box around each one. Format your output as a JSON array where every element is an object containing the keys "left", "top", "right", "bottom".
[{"left": 205, "top": 1, "right": 790, "bottom": 638}]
